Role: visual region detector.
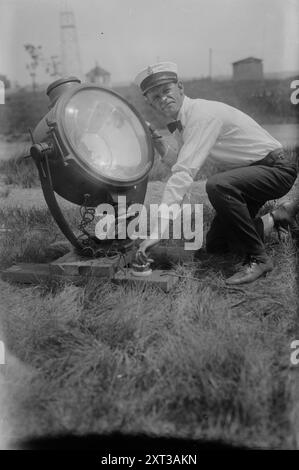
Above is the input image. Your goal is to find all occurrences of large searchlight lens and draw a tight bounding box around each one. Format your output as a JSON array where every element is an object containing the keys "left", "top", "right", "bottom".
[{"left": 30, "top": 77, "right": 154, "bottom": 255}]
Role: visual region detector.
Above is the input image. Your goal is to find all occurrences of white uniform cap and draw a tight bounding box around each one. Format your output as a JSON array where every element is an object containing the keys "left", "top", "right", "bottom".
[{"left": 134, "top": 62, "right": 178, "bottom": 95}]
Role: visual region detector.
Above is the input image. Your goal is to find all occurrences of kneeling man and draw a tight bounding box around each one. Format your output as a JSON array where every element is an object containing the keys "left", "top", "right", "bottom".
[{"left": 134, "top": 62, "right": 298, "bottom": 284}]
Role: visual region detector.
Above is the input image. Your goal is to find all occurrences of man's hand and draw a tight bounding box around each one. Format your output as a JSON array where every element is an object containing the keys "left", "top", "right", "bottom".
[{"left": 135, "top": 238, "right": 160, "bottom": 265}]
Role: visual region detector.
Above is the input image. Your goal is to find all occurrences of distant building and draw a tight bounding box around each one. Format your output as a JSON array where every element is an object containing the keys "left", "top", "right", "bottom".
[
  {"left": 232, "top": 57, "right": 263, "bottom": 81},
  {"left": 0, "top": 74, "right": 11, "bottom": 89},
  {"left": 86, "top": 63, "right": 111, "bottom": 87}
]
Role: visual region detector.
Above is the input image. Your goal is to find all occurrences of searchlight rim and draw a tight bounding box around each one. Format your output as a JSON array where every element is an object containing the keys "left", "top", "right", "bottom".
[{"left": 52, "top": 83, "right": 154, "bottom": 187}]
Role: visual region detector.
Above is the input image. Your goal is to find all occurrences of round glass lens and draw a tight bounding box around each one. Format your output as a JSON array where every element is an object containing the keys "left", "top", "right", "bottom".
[{"left": 63, "top": 88, "right": 151, "bottom": 181}]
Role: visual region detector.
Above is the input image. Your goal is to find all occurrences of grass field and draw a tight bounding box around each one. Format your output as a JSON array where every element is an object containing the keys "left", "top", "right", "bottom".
[{"left": 0, "top": 141, "right": 299, "bottom": 449}]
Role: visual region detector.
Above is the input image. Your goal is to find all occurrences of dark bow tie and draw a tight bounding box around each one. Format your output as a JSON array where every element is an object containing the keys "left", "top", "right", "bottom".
[{"left": 167, "top": 120, "right": 183, "bottom": 134}]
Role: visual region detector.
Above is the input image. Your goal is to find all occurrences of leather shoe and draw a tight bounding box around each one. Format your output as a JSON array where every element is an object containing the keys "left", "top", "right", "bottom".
[
  {"left": 271, "top": 200, "right": 299, "bottom": 231},
  {"left": 226, "top": 257, "right": 273, "bottom": 285}
]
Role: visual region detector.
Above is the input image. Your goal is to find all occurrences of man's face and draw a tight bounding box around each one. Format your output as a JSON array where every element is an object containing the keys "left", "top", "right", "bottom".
[{"left": 146, "top": 81, "right": 184, "bottom": 119}]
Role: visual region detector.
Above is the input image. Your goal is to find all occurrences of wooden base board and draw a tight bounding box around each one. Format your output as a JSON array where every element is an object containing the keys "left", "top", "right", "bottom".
[
  {"left": 49, "top": 250, "right": 133, "bottom": 278},
  {"left": 1, "top": 263, "right": 79, "bottom": 284},
  {"left": 114, "top": 268, "right": 178, "bottom": 292},
  {"left": 1, "top": 252, "right": 179, "bottom": 292}
]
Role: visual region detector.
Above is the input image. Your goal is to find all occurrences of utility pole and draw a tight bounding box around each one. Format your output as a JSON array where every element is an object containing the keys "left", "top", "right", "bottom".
[{"left": 60, "top": 8, "right": 82, "bottom": 78}]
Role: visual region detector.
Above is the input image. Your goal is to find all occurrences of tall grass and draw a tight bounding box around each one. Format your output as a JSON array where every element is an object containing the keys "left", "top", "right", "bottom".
[
  {"left": 0, "top": 90, "right": 48, "bottom": 136},
  {"left": 0, "top": 199, "right": 298, "bottom": 447},
  {"left": 0, "top": 153, "right": 39, "bottom": 188},
  {"left": 0, "top": 206, "right": 79, "bottom": 268},
  {"left": 0, "top": 239, "right": 297, "bottom": 447}
]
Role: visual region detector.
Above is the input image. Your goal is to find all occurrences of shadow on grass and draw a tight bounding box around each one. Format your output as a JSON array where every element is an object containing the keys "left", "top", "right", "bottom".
[{"left": 17, "top": 431, "right": 249, "bottom": 450}]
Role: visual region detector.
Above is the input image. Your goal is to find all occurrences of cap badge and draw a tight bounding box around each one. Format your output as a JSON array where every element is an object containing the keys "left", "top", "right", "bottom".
[{"left": 147, "top": 66, "right": 154, "bottom": 75}]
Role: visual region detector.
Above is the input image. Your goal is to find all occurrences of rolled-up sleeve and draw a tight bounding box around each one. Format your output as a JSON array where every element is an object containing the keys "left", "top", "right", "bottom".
[{"left": 161, "top": 112, "right": 223, "bottom": 206}]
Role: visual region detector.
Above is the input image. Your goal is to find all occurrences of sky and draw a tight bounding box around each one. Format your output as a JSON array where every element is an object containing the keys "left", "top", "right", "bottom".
[{"left": 0, "top": 0, "right": 299, "bottom": 86}]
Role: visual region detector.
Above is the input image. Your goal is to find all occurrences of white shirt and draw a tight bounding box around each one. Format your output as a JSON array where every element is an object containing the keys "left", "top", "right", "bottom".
[{"left": 161, "top": 95, "right": 282, "bottom": 207}]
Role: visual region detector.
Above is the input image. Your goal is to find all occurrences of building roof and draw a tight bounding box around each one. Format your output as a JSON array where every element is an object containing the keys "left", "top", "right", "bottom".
[
  {"left": 86, "top": 64, "right": 110, "bottom": 77},
  {"left": 232, "top": 57, "right": 263, "bottom": 66}
]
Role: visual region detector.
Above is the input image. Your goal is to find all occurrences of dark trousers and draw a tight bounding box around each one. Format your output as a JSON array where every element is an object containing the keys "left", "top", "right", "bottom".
[{"left": 205, "top": 149, "right": 298, "bottom": 261}]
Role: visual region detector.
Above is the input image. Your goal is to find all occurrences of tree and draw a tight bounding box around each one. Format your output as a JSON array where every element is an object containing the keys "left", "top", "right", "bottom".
[{"left": 24, "top": 44, "right": 43, "bottom": 92}]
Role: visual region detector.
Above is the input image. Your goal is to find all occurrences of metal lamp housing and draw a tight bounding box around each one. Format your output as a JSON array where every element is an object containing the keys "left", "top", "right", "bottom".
[{"left": 32, "top": 78, "right": 154, "bottom": 207}]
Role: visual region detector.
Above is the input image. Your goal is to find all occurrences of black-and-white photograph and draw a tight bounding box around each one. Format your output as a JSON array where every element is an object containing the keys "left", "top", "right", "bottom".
[{"left": 0, "top": 0, "right": 299, "bottom": 454}]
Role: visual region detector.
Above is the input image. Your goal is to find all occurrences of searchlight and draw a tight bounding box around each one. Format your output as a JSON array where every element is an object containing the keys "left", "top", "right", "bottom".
[{"left": 29, "top": 77, "right": 154, "bottom": 256}]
